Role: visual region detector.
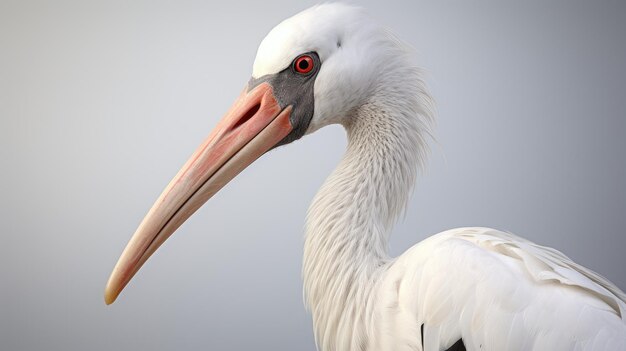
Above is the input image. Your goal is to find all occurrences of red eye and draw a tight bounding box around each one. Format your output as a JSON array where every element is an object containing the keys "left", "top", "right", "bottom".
[{"left": 294, "top": 55, "right": 314, "bottom": 74}]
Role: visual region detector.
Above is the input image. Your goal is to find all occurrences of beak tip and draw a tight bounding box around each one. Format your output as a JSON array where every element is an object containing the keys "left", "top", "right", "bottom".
[{"left": 104, "top": 282, "right": 119, "bottom": 305}]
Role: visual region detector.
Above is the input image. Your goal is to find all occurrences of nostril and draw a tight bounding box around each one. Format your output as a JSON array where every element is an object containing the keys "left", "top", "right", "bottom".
[{"left": 232, "top": 103, "right": 261, "bottom": 130}]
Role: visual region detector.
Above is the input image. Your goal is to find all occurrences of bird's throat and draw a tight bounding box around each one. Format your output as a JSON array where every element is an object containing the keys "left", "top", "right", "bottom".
[{"left": 303, "top": 99, "right": 430, "bottom": 350}]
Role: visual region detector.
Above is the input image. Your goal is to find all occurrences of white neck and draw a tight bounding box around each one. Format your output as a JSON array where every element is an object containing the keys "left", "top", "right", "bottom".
[{"left": 303, "top": 74, "right": 432, "bottom": 350}]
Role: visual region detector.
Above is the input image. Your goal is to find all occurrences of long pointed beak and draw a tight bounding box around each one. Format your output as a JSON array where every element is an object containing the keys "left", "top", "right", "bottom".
[{"left": 105, "top": 83, "right": 292, "bottom": 304}]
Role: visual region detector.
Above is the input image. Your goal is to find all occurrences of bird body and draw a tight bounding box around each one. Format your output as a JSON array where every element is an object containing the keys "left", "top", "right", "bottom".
[
  {"left": 307, "top": 225, "right": 626, "bottom": 350},
  {"left": 302, "top": 70, "right": 626, "bottom": 349},
  {"left": 106, "top": 4, "right": 626, "bottom": 350}
]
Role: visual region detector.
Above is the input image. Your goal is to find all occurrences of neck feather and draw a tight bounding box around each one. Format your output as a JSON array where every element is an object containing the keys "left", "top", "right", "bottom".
[{"left": 302, "top": 72, "right": 433, "bottom": 349}]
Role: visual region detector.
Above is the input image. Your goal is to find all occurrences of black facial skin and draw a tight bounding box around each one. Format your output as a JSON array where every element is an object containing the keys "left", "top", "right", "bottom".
[{"left": 248, "top": 52, "right": 321, "bottom": 148}]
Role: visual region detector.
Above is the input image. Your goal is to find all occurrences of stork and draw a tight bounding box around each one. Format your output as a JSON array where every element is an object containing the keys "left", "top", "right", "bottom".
[{"left": 105, "top": 4, "right": 626, "bottom": 350}]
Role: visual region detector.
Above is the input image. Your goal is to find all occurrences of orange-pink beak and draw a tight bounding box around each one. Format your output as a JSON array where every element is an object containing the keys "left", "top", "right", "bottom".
[{"left": 104, "top": 83, "right": 292, "bottom": 304}]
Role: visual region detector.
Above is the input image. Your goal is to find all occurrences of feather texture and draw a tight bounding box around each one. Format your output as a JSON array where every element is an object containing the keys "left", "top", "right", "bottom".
[{"left": 252, "top": 4, "right": 626, "bottom": 350}]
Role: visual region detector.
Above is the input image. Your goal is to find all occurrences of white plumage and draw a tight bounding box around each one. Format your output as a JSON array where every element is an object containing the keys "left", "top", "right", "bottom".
[
  {"left": 264, "top": 4, "right": 626, "bottom": 350},
  {"left": 106, "top": 3, "right": 626, "bottom": 350}
]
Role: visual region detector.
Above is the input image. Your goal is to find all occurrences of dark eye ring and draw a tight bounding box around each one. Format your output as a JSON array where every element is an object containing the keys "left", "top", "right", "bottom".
[{"left": 293, "top": 54, "right": 314, "bottom": 74}]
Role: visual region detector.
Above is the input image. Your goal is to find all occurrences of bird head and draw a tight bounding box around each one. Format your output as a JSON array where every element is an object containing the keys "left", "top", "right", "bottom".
[{"left": 105, "top": 3, "right": 418, "bottom": 304}]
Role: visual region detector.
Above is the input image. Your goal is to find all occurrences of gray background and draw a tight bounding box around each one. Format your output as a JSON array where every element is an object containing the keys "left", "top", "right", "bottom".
[{"left": 1, "top": 0, "right": 625, "bottom": 350}]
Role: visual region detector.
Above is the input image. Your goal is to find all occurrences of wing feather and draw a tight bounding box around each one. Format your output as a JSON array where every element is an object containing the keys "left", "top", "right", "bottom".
[
  {"left": 453, "top": 228, "right": 626, "bottom": 320},
  {"left": 378, "top": 227, "right": 626, "bottom": 350}
]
